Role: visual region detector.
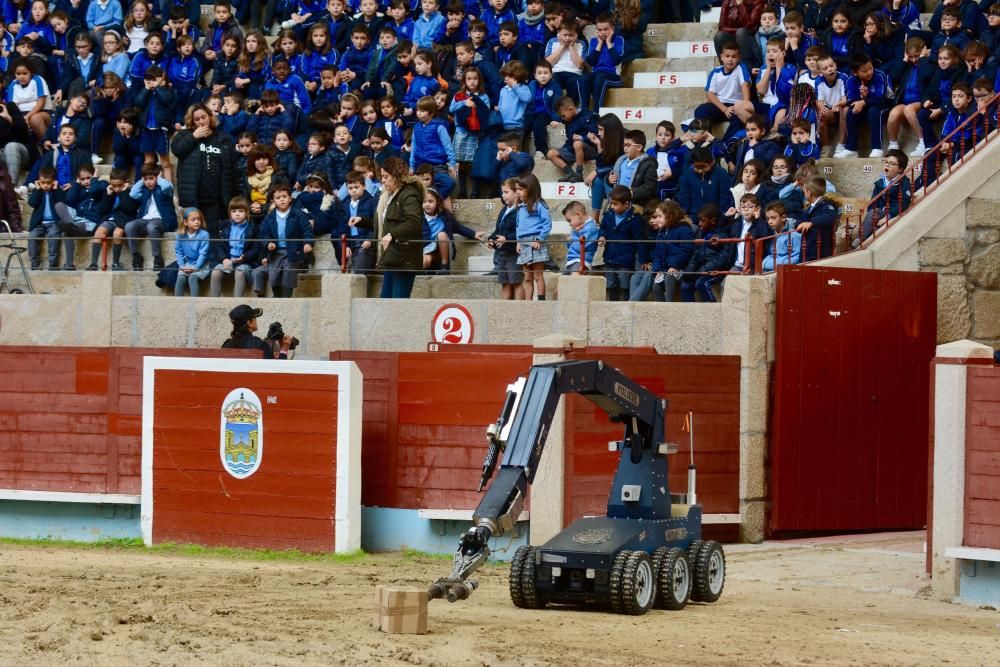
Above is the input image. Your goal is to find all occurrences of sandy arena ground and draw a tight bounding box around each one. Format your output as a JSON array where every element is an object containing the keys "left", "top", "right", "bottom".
[{"left": 0, "top": 531, "right": 998, "bottom": 666}]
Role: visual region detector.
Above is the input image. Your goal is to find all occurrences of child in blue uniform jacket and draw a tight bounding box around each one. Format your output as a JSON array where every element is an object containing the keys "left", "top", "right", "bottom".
[{"left": 597, "top": 184, "right": 644, "bottom": 301}]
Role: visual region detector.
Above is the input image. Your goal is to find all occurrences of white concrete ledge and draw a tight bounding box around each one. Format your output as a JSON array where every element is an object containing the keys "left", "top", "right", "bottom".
[
  {"left": 946, "top": 546, "right": 1000, "bottom": 563},
  {"left": 0, "top": 489, "right": 141, "bottom": 504},
  {"left": 703, "top": 513, "right": 742, "bottom": 524},
  {"left": 417, "top": 508, "right": 529, "bottom": 523}
]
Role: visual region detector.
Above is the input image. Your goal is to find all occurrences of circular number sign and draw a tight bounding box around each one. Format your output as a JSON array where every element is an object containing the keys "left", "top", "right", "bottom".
[{"left": 431, "top": 304, "right": 475, "bottom": 345}]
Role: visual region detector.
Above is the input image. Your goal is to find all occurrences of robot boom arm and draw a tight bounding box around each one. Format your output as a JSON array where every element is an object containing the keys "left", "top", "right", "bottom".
[{"left": 429, "top": 360, "right": 667, "bottom": 602}]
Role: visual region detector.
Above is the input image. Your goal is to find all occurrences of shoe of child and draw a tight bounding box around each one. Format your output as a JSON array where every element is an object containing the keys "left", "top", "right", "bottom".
[
  {"left": 91, "top": 154, "right": 103, "bottom": 165},
  {"left": 14, "top": 185, "right": 27, "bottom": 197},
  {"left": 86, "top": 263, "right": 99, "bottom": 271},
  {"left": 833, "top": 145, "right": 857, "bottom": 159},
  {"left": 153, "top": 257, "right": 164, "bottom": 270},
  {"left": 909, "top": 140, "right": 926, "bottom": 157},
  {"left": 111, "top": 262, "right": 126, "bottom": 271},
  {"left": 62, "top": 264, "right": 76, "bottom": 271},
  {"left": 868, "top": 149, "right": 884, "bottom": 158}
]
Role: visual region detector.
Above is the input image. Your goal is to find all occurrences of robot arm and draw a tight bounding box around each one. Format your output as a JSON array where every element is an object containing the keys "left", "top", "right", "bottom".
[{"left": 429, "top": 360, "right": 666, "bottom": 602}]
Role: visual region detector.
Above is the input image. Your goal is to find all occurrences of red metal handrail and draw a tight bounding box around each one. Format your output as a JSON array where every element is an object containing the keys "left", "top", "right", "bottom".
[{"left": 834, "top": 93, "right": 1000, "bottom": 259}]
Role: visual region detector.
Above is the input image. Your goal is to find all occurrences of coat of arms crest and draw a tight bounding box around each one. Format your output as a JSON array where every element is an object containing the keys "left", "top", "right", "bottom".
[{"left": 220, "top": 389, "right": 264, "bottom": 479}]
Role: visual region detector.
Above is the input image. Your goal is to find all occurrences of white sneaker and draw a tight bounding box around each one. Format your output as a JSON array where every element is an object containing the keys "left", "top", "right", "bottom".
[
  {"left": 91, "top": 154, "right": 103, "bottom": 165},
  {"left": 909, "top": 140, "right": 926, "bottom": 157},
  {"left": 887, "top": 141, "right": 900, "bottom": 150},
  {"left": 868, "top": 149, "right": 884, "bottom": 158},
  {"left": 14, "top": 185, "right": 27, "bottom": 197},
  {"left": 833, "top": 145, "right": 858, "bottom": 158}
]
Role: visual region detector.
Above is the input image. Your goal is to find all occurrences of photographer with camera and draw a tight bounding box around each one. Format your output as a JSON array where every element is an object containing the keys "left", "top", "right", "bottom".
[{"left": 222, "top": 304, "right": 299, "bottom": 359}]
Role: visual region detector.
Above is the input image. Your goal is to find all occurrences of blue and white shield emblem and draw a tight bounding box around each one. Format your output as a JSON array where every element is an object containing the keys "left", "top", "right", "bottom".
[{"left": 220, "top": 388, "right": 264, "bottom": 479}]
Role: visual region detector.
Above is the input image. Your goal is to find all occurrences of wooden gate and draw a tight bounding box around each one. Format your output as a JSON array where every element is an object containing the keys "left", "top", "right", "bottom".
[{"left": 770, "top": 266, "right": 937, "bottom": 534}]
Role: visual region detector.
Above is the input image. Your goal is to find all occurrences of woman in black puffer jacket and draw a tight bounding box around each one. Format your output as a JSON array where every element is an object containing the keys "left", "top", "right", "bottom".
[{"left": 171, "top": 103, "right": 237, "bottom": 235}]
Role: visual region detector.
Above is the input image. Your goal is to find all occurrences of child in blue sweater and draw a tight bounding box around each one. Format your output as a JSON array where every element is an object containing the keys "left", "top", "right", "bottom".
[
  {"left": 410, "top": 96, "right": 457, "bottom": 202},
  {"left": 402, "top": 50, "right": 440, "bottom": 118},
  {"left": 496, "top": 132, "right": 535, "bottom": 181},
  {"left": 497, "top": 60, "right": 532, "bottom": 131},
  {"left": 174, "top": 207, "right": 211, "bottom": 296},
  {"left": 488, "top": 178, "right": 524, "bottom": 299},
  {"left": 583, "top": 14, "right": 624, "bottom": 112},
  {"left": 514, "top": 173, "right": 552, "bottom": 300},
  {"left": 676, "top": 147, "right": 734, "bottom": 219},
  {"left": 562, "top": 200, "right": 599, "bottom": 274},
  {"left": 523, "top": 61, "right": 560, "bottom": 154},
  {"left": 597, "top": 185, "right": 644, "bottom": 301}
]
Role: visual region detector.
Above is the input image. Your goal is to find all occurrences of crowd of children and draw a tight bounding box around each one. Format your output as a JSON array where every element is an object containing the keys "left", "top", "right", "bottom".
[{"left": 0, "top": 0, "right": 994, "bottom": 300}]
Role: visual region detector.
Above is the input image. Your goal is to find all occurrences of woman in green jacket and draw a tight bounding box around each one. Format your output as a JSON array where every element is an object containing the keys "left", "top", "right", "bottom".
[{"left": 377, "top": 157, "right": 425, "bottom": 299}]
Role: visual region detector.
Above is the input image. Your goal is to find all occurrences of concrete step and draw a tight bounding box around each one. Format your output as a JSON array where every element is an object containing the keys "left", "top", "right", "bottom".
[
  {"left": 605, "top": 86, "right": 705, "bottom": 109},
  {"left": 643, "top": 23, "right": 718, "bottom": 57},
  {"left": 632, "top": 71, "right": 705, "bottom": 88},
  {"left": 10, "top": 266, "right": 323, "bottom": 297},
  {"left": 628, "top": 55, "right": 718, "bottom": 76}
]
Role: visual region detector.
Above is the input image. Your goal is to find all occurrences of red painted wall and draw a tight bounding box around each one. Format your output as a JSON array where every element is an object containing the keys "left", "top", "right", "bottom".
[
  {"left": 0, "top": 347, "right": 254, "bottom": 496},
  {"left": 151, "top": 370, "right": 341, "bottom": 552},
  {"left": 965, "top": 367, "right": 1000, "bottom": 549},
  {"left": 334, "top": 348, "right": 740, "bottom": 521},
  {"left": 562, "top": 351, "right": 742, "bottom": 526},
  {"left": 333, "top": 349, "right": 533, "bottom": 509}
]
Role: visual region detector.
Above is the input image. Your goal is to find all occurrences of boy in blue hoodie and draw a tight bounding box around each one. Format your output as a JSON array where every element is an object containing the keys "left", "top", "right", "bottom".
[
  {"left": 562, "top": 200, "right": 599, "bottom": 274},
  {"left": 496, "top": 132, "right": 535, "bottom": 181},
  {"left": 583, "top": 14, "right": 624, "bottom": 112},
  {"left": 676, "top": 147, "right": 734, "bottom": 219},
  {"left": 481, "top": 0, "right": 516, "bottom": 46},
  {"left": 338, "top": 24, "right": 374, "bottom": 92},
  {"left": 859, "top": 148, "right": 911, "bottom": 243},
  {"left": 133, "top": 66, "right": 176, "bottom": 182},
  {"left": 54, "top": 164, "right": 106, "bottom": 270},
  {"left": 166, "top": 35, "right": 203, "bottom": 128},
  {"left": 27, "top": 167, "right": 67, "bottom": 270},
  {"left": 124, "top": 162, "right": 177, "bottom": 271},
  {"left": 339, "top": 170, "right": 378, "bottom": 273},
  {"left": 263, "top": 58, "right": 312, "bottom": 114},
  {"left": 410, "top": 96, "right": 458, "bottom": 200},
  {"left": 841, "top": 52, "right": 892, "bottom": 158},
  {"left": 523, "top": 60, "right": 560, "bottom": 154},
  {"left": 597, "top": 185, "right": 643, "bottom": 301},
  {"left": 939, "top": 83, "right": 976, "bottom": 162},
  {"left": 413, "top": 0, "right": 446, "bottom": 49},
  {"left": 517, "top": 0, "right": 546, "bottom": 47},
  {"left": 546, "top": 95, "right": 598, "bottom": 183}
]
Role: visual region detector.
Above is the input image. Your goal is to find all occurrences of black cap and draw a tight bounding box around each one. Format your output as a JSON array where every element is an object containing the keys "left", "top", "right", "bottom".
[{"left": 229, "top": 304, "right": 263, "bottom": 323}]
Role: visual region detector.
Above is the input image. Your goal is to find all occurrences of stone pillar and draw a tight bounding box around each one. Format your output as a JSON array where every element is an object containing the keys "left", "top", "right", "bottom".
[
  {"left": 317, "top": 273, "right": 367, "bottom": 353},
  {"left": 555, "top": 275, "right": 604, "bottom": 342},
  {"left": 80, "top": 271, "right": 113, "bottom": 346},
  {"left": 528, "top": 334, "right": 584, "bottom": 546},
  {"left": 931, "top": 339, "right": 994, "bottom": 600}
]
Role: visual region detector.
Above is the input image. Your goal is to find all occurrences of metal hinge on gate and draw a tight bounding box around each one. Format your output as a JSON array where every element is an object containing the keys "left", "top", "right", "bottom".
[
  {"left": 829, "top": 311, "right": 842, "bottom": 318},
  {"left": 827, "top": 279, "right": 842, "bottom": 286}
]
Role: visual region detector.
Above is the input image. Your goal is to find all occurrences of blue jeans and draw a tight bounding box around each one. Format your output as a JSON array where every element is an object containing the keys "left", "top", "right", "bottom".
[{"left": 381, "top": 270, "right": 416, "bottom": 298}]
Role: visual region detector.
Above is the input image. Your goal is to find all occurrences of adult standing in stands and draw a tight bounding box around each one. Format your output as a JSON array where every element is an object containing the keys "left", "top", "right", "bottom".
[
  {"left": 171, "top": 103, "right": 237, "bottom": 236},
  {"left": 714, "top": 0, "right": 765, "bottom": 63},
  {"left": 376, "top": 157, "right": 425, "bottom": 299}
]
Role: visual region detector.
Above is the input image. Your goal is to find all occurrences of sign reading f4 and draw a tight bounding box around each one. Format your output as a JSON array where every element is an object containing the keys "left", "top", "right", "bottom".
[{"left": 599, "top": 107, "right": 675, "bottom": 124}]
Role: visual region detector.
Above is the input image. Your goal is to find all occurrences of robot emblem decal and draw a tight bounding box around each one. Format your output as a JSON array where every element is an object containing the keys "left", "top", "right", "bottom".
[
  {"left": 570, "top": 528, "right": 614, "bottom": 545},
  {"left": 665, "top": 528, "right": 687, "bottom": 541}
]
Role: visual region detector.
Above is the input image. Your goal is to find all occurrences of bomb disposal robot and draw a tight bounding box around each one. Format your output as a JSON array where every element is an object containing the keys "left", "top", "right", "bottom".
[{"left": 428, "top": 360, "right": 725, "bottom": 614}]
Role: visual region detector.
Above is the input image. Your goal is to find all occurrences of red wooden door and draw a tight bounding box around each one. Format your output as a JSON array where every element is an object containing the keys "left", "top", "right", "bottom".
[
  {"left": 562, "top": 350, "right": 742, "bottom": 527},
  {"left": 770, "top": 266, "right": 937, "bottom": 534}
]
